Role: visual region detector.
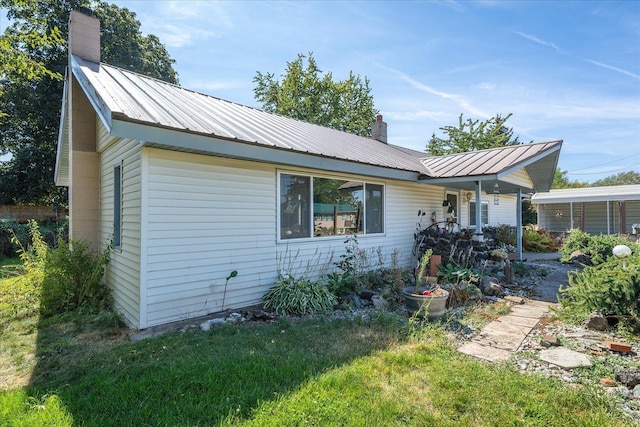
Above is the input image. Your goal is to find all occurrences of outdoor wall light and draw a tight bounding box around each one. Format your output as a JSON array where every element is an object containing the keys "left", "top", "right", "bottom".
[
  {"left": 442, "top": 200, "right": 449, "bottom": 207},
  {"left": 465, "top": 192, "right": 473, "bottom": 202}
]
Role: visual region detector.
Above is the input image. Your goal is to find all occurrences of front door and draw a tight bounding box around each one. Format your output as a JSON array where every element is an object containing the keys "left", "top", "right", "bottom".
[{"left": 445, "top": 192, "right": 459, "bottom": 232}]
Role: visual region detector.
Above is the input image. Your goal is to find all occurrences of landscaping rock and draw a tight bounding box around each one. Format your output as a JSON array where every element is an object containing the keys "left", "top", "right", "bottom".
[
  {"left": 371, "top": 295, "right": 388, "bottom": 309},
  {"left": 616, "top": 369, "right": 640, "bottom": 388},
  {"left": 600, "top": 378, "right": 617, "bottom": 387},
  {"left": 538, "top": 347, "right": 592, "bottom": 369},
  {"left": 634, "top": 385, "right": 640, "bottom": 399},
  {"left": 584, "top": 312, "right": 609, "bottom": 331},
  {"left": 569, "top": 250, "right": 592, "bottom": 266},
  {"left": 540, "top": 335, "right": 561, "bottom": 347}
]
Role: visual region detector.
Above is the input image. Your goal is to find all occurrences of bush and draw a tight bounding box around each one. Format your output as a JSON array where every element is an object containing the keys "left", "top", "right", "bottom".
[
  {"left": 263, "top": 274, "right": 337, "bottom": 315},
  {"left": 523, "top": 228, "right": 559, "bottom": 252},
  {"left": 494, "top": 224, "right": 517, "bottom": 246},
  {"left": 11, "top": 220, "right": 112, "bottom": 317},
  {"left": 41, "top": 239, "right": 112, "bottom": 316},
  {"left": 0, "top": 219, "right": 29, "bottom": 257},
  {"left": 558, "top": 255, "right": 640, "bottom": 326},
  {"left": 560, "top": 229, "right": 633, "bottom": 265}
]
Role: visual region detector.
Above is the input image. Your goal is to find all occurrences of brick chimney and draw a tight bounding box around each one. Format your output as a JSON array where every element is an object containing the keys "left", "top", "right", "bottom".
[
  {"left": 371, "top": 114, "right": 387, "bottom": 144},
  {"left": 69, "top": 9, "right": 100, "bottom": 63},
  {"left": 67, "top": 9, "right": 100, "bottom": 249}
]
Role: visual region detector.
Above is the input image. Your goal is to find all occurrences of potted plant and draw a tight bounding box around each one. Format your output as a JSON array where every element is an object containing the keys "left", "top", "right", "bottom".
[{"left": 402, "top": 249, "right": 449, "bottom": 320}]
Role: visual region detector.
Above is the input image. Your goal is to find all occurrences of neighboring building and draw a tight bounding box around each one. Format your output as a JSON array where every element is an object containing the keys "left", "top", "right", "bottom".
[
  {"left": 531, "top": 185, "right": 640, "bottom": 235},
  {"left": 56, "top": 11, "right": 562, "bottom": 329}
]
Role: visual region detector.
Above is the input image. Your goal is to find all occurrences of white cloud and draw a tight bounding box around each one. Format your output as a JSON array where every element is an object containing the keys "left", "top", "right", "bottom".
[
  {"left": 514, "top": 31, "right": 563, "bottom": 53},
  {"left": 583, "top": 59, "right": 640, "bottom": 80}
]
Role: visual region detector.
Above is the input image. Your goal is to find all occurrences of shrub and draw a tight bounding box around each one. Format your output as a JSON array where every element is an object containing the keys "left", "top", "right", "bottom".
[
  {"left": 495, "top": 224, "right": 517, "bottom": 246},
  {"left": 558, "top": 255, "right": 640, "bottom": 326},
  {"left": 263, "top": 274, "right": 337, "bottom": 315},
  {"left": 523, "top": 228, "right": 558, "bottom": 252},
  {"left": 11, "top": 220, "right": 112, "bottom": 317},
  {"left": 41, "top": 239, "right": 112, "bottom": 316},
  {"left": 560, "top": 229, "right": 633, "bottom": 265},
  {"left": 0, "top": 219, "right": 29, "bottom": 257}
]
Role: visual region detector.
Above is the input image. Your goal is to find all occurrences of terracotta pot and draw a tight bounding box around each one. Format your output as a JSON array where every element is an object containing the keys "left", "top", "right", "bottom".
[{"left": 430, "top": 254, "right": 442, "bottom": 277}]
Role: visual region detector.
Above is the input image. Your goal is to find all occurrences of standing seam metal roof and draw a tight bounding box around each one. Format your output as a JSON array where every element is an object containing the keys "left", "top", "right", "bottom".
[
  {"left": 66, "top": 55, "right": 562, "bottom": 190},
  {"left": 73, "top": 55, "right": 425, "bottom": 173}
]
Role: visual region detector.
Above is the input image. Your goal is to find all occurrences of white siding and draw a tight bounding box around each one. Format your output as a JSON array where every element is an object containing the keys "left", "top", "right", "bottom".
[
  {"left": 98, "top": 120, "right": 141, "bottom": 327},
  {"left": 489, "top": 194, "right": 518, "bottom": 226},
  {"left": 142, "top": 149, "right": 451, "bottom": 327},
  {"left": 144, "top": 149, "right": 276, "bottom": 327}
]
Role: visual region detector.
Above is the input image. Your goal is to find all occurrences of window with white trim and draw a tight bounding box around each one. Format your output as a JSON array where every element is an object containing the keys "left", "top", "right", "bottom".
[
  {"left": 279, "top": 172, "right": 384, "bottom": 240},
  {"left": 113, "top": 162, "right": 123, "bottom": 248},
  {"left": 469, "top": 201, "right": 488, "bottom": 227}
]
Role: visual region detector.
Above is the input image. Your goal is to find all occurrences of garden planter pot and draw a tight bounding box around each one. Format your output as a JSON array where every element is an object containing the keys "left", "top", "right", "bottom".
[{"left": 402, "top": 287, "right": 449, "bottom": 320}]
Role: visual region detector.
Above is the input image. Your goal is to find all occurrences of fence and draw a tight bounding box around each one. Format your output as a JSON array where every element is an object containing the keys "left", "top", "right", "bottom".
[{"left": 0, "top": 205, "right": 67, "bottom": 223}]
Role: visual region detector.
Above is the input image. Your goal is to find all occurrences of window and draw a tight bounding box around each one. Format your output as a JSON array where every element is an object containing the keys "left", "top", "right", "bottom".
[
  {"left": 279, "top": 172, "right": 384, "bottom": 240},
  {"left": 113, "top": 163, "right": 123, "bottom": 248},
  {"left": 469, "top": 201, "right": 488, "bottom": 227}
]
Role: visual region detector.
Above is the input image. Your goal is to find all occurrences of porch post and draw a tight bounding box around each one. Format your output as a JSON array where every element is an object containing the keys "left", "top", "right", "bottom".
[
  {"left": 570, "top": 202, "right": 574, "bottom": 230},
  {"left": 606, "top": 200, "right": 611, "bottom": 234},
  {"left": 474, "top": 181, "right": 483, "bottom": 239},
  {"left": 516, "top": 188, "right": 523, "bottom": 261}
]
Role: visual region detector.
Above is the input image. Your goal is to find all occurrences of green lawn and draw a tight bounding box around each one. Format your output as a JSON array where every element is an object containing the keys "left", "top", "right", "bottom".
[{"left": 0, "top": 272, "right": 631, "bottom": 426}]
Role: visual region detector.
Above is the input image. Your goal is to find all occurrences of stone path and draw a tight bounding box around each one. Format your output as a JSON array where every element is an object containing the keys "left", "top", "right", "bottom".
[{"left": 458, "top": 296, "right": 555, "bottom": 362}]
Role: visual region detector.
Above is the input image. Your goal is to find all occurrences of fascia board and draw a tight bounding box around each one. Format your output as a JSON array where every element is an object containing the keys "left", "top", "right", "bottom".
[
  {"left": 54, "top": 78, "right": 70, "bottom": 187},
  {"left": 70, "top": 56, "right": 113, "bottom": 132}
]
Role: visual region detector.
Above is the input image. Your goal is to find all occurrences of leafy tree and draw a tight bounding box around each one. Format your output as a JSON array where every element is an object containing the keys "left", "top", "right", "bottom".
[
  {"left": 427, "top": 113, "right": 521, "bottom": 156},
  {"left": 253, "top": 52, "right": 378, "bottom": 137},
  {"left": 592, "top": 171, "right": 640, "bottom": 187},
  {"left": 552, "top": 169, "right": 588, "bottom": 189},
  {"left": 0, "top": 0, "right": 178, "bottom": 205}
]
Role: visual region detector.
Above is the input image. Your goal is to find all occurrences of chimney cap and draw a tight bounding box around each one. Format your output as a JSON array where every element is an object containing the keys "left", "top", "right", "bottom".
[
  {"left": 77, "top": 7, "right": 94, "bottom": 17},
  {"left": 376, "top": 114, "right": 383, "bottom": 122}
]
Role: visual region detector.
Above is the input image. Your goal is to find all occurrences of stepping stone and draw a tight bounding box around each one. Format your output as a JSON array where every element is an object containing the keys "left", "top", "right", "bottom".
[
  {"left": 458, "top": 341, "right": 512, "bottom": 362},
  {"left": 539, "top": 347, "right": 592, "bottom": 369},
  {"left": 474, "top": 331, "right": 526, "bottom": 351},
  {"left": 483, "top": 321, "right": 532, "bottom": 336},
  {"left": 497, "top": 314, "right": 540, "bottom": 328},
  {"left": 509, "top": 305, "right": 549, "bottom": 319}
]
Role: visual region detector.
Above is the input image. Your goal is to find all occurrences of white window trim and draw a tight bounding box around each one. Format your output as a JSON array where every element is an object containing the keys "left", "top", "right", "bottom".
[
  {"left": 276, "top": 169, "right": 386, "bottom": 243},
  {"left": 469, "top": 200, "right": 489, "bottom": 228}
]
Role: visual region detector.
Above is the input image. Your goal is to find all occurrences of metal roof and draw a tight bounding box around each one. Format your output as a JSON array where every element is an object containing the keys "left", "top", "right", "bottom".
[
  {"left": 531, "top": 185, "right": 640, "bottom": 204},
  {"left": 70, "top": 55, "right": 425, "bottom": 174},
  {"left": 419, "top": 141, "right": 562, "bottom": 193},
  {"left": 57, "top": 55, "right": 562, "bottom": 192}
]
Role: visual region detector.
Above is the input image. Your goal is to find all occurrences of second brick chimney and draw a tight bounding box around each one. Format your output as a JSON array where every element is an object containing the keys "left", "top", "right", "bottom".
[{"left": 371, "top": 114, "right": 387, "bottom": 144}]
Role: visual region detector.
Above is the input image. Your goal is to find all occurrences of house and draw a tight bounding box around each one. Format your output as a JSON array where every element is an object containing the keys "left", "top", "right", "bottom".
[
  {"left": 56, "top": 10, "right": 562, "bottom": 329},
  {"left": 531, "top": 185, "right": 640, "bottom": 235}
]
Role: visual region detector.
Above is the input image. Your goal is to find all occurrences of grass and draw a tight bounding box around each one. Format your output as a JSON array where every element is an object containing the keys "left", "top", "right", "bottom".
[{"left": 0, "top": 271, "right": 633, "bottom": 426}]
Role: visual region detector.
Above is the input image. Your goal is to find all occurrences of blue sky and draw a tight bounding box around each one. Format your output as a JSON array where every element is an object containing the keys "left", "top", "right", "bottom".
[{"left": 33, "top": 1, "right": 640, "bottom": 182}]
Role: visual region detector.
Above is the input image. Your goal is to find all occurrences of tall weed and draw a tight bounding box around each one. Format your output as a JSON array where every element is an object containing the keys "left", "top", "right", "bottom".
[{"left": 4, "top": 220, "right": 112, "bottom": 319}]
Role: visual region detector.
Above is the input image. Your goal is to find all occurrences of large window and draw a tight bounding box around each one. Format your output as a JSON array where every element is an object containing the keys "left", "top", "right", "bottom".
[
  {"left": 469, "top": 201, "right": 488, "bottom": 227},
  {"left": 279, "top": 172, "right": 384, "bottom": 240},
  {"left": 113, "top": 162, "right": 123, "bottom": 248}
]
